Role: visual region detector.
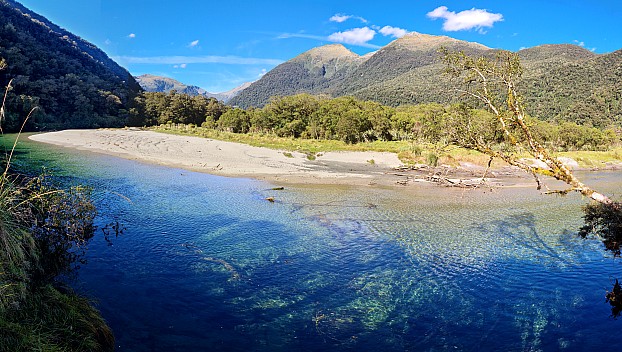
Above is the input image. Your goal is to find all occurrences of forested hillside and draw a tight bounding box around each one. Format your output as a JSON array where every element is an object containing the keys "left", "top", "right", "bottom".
[
  {"left": 0, "top": 0, "right": 141, "bottom": 131},
  {"left": 230, "top": 44, "right": 365, "bottom": 108},
  {"left": 230, "top": 33, "right": 622, "bottom": 129}
]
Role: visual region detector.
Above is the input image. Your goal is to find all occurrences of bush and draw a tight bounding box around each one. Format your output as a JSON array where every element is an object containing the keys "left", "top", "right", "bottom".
[{"left": 579, "top": 201, "right": 622, "bottom": 256}]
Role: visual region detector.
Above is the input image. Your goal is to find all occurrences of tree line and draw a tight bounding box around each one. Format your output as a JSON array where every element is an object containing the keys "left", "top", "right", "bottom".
[{"left": 130, "top": 91, "right": 619, "bottom": 152}]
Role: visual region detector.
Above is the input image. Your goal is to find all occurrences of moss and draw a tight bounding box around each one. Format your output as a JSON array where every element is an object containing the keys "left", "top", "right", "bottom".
[{"left": 0, "top": 285, "right": 114, "bottom": 352}]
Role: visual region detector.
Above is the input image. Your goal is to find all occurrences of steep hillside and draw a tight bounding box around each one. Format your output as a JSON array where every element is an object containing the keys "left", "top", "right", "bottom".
[
  {"left": 0, "top": 0, "right": 141, "bottom": 131},
  {"left": 520, "top": 47, "right": 622, "bottom": 127},
  {"left": 230, "top": 32, "right": 622, "bottom": 127},
  {"left": 229, "top": 44, "right": 365, "bottom": 108},
  {"left": 331, "top": 33, "right": 490, "bottom": 97},
  {"left": 231, "top": 33, "right": 489, "bottom": 108}
]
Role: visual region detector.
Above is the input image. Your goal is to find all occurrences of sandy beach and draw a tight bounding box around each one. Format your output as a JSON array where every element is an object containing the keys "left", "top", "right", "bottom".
[{"left": 29, "top": 129, "right": 407, "bottom": 185}]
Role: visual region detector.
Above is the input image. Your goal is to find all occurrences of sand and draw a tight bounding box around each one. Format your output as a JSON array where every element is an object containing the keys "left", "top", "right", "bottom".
[{"left": 28, "top": 129, "right": 405, "bottom": 185}]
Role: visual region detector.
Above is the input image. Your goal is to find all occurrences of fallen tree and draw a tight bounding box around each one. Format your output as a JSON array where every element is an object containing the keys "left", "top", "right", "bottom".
[{"left": 440, "top": 48, "right": 622, "bottom": 314}]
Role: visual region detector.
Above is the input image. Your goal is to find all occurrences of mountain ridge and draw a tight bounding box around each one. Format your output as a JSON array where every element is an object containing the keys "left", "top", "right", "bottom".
[
  {"left": 229, "top": 33, "right": 622, "bottom": 128},
  {"left": 135, "top": 74, "right": 250, "bottom": 102}
]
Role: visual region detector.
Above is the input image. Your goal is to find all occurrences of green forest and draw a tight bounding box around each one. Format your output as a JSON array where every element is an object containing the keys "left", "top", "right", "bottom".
[
  {"left": 0, "top": 1, "right": 140, "bottom": 132},
  {"left": 130, "top": 91, "right": 619, "bottom": 153}
]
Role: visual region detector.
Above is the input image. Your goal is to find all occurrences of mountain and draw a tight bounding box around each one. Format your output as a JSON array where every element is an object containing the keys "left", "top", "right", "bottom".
[
  {"left": 229, "top": 33, "right": 489, "bottom": 108},
  {"left": 219, "top": 81, "right": 253, "bottom": 103},
  {"left": 229, "top": 44, "right": 366, "bottom": 107},
  {"left": 230, "top": 33, "right": 622, "bottom": 128},
  {"left": 519, "top": 46, "right": 622, "bottom": 128},
  {"left": 0, "top": 0, "right": 141, "bottom": 131},
  {"left": 136, "top": 74, "right": 213, "bottom": 97},
  {"left": 136, "top": 74, "right": 250, "bottom": 103}
]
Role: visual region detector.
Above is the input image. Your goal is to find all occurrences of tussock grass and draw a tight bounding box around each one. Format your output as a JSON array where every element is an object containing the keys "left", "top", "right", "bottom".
[
  {"left": 0, "top": 285, "right": 113, "bottom": 352},
  {"left": 0, "top": 75, "right": 113, "bottom": 351}
]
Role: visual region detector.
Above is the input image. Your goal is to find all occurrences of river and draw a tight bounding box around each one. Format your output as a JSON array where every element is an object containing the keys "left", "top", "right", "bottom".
[{"left": 5, "top": 134, "right": 622, "bottom": 351}]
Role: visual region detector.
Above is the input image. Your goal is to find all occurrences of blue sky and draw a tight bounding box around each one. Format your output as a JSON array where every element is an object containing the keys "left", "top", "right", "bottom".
[{"left": 16, "top": 0, "right": 622, "bottom": 93}]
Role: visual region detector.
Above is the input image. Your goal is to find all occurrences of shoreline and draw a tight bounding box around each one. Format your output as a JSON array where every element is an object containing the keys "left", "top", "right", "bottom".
[
  {"left": 29, "top": 129, "right": 408, "bottom": 187},
  {"left": 28, "top": 129, "right": 559, "bottom": 189}
]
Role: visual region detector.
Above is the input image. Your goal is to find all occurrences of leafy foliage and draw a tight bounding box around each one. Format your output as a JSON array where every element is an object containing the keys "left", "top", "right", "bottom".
[
  {"left": 139, "top": 90, "right": 620, "bottom": 150},
  {"left": 0, "top": 172, "right": 97, "bottom": 304},
  {"left": 0, "top": 0, "right": 141, "bottom": 131},
  {"left": 579, "top": 202, "right": 622, "bottom": 256}
]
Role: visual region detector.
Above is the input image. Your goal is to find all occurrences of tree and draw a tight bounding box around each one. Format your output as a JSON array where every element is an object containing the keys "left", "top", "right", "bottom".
[
  {"left": 441, "top": 49, "right": 612, "bottom": 204},
  {"left": 441, "top": 49, "right": 622, "bottom": 311},
  {"left": 263, "top": 94, "right": 321, "bottom": 137},
  {"left": 218, "top": 108, "right": 250, "bottom": 133}
]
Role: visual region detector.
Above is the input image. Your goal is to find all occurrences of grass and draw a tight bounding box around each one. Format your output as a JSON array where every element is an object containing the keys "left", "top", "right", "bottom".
[
  {"left": 149, "top": 124, "right": 622, "bottom": 168},
  {"left": 558, "top": 148, "right": 622, "bottom": 168},
  {"left": 0, "top": 113, "right": 113, "bottom": 350},
  {"left": 0, "top": 285, "right": 114, "bottom": 352}
]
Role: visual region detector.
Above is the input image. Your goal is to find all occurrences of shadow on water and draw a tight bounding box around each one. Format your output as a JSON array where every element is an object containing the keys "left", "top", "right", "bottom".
[
  {"left": 477, "top": 212, "right": 568, "bottom": 265},
  {"left": 481, "top": 210, "right": 622, "bottom": 319}
]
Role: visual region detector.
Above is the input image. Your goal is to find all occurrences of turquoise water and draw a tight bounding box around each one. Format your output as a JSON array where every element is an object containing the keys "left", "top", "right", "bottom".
[{"left": 5, "top": 134, "right": 622, "bottom": 351}]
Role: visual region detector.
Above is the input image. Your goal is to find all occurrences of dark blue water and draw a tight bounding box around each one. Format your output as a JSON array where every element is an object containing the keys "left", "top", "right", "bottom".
[{"left": 6, "top": 134, "right": 622, "bottom": 351}]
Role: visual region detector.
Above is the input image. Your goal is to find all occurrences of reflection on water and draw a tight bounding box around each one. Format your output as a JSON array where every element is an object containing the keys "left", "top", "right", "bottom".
[{"left": 5, "top": 134, "right": 622, "bottom": 351}]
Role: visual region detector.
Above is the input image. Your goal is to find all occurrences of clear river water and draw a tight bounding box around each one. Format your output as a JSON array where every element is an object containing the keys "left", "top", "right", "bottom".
[{"left": 5, "top": 134, "right": 622, "bottom": 351}]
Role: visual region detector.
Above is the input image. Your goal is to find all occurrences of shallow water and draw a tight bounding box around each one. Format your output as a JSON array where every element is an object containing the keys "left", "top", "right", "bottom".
[{"left": 5, "top": 134, "right": 622, "bottom": 351}]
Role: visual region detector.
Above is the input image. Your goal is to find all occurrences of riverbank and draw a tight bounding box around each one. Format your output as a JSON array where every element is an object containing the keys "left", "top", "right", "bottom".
[
  {"left": 29, "top": 129, "right": 605, "bottom": 189},
  {"left": 29, "top": 129, "right": 407, "bottom": 186}
]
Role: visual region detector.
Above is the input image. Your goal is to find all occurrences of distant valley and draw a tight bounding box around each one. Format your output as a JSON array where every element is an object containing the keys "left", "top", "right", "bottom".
[{"left": 135, "top": 74, "right": 252, "bottom": 103}]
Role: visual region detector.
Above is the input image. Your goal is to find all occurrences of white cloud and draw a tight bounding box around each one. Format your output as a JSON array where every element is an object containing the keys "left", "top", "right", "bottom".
[
  {"left": 258, "top": 68, "right": 267, "bottom": 78},
  {"left": 328, "top": 27, "right": 376, "bottom": 45},
  {"left": 574, "top": 40, "right": 596, "bottom": 52},
  {"left": 115, "top": 55, "right": 284, "bottom": 66},
  {"left": 427, "top": 6, "right": 503, "bottom": 32},
  {"left": 379, "top": 26, "right": 408, "bottom": 38},
  {"left": 189, "top": 40, "right": 199, "bottom": 47},
  {"left": 104, "top": 39, "right": 112, "bottom": 45},
  {"left": 330, "top": 14, "right": 351, "bottom": 23},
  {"left": 127, "top": 33, "right": 136, "bottom": 38},
  {"left": 329, "top": 13, "right": 367, "bottom": 23}
]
